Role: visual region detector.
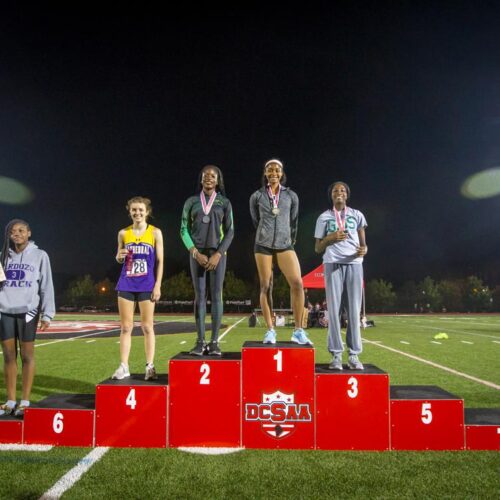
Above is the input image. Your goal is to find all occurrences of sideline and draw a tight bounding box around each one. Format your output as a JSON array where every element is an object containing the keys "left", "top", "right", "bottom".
[
  {"left": 35, "top": 319, "right": 174, "bottom": 348},
  {"left": 0, "top": 444, "right": 52, "bottom": 451},
  {"left": 40, "top": 447, "right": 109, "bottom": 499},
  {"left": 364, "top": 339, "right": 500, "bottom": 390},
  {"left": 218, "top": 317, "right": 246, "bottom": 341},
  {"left": 409, "top": 323, "right": 500, "bottom": 340}
]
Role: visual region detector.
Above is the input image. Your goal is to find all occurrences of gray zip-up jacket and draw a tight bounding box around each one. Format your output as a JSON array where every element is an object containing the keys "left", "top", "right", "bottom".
[
  {"left": 0, "top": 241, "right": 55, "bottom": 322},
  {"left": 249, "top": 186, "right": 299, "bottom": 249}
]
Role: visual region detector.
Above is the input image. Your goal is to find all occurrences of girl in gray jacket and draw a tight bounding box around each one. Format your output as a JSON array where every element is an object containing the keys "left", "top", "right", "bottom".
[
  {"left": 249, "top": 159, "right": 312, "bottom": 345},
  {"left": 0, "top": 219, "right": 55, "bottom": 416}
]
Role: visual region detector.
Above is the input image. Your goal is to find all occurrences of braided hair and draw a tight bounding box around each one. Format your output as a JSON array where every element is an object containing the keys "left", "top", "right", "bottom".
[{"left": 0, "top": 219, "right": 31, "bottom": 284}]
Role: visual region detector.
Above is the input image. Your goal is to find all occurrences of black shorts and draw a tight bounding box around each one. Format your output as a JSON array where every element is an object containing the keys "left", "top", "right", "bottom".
[
  {"left": 254, "top": 244, "right": 295, "bottom": 255},
  {"left": 0, "top": 313, "right": 39, "bottom": 342},
  {"left": 117, "top": 291, "right": 152, "bottom": 302}
]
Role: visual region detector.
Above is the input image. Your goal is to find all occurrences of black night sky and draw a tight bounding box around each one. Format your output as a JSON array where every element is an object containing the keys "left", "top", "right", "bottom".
[{"left": 1, "top": 4, "right": 500, "bottom": 290}]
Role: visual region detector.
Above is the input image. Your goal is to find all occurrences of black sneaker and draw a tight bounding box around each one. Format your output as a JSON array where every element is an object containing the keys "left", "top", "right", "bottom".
[
  {"left": 190, "top": 340, "right": 206, "bottom": 356},
  {"left": 207, "top": 341, "right": 222, "bottom": 356}
]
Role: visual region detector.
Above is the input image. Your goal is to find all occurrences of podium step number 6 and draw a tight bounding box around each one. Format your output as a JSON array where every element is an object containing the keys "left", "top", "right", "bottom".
[{"left": 53, "top": 412, "right": 64, "bottom": 434}]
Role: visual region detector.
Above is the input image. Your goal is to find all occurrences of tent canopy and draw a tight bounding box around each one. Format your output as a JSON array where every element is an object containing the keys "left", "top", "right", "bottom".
[{"left": 302, "top": 264, "right": 324, "bottom": 289}]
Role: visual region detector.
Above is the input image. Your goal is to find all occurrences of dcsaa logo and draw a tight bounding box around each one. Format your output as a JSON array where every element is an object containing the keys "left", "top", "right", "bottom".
[{"left": 245, "top": 390, "right": 312, "bottom": 439}]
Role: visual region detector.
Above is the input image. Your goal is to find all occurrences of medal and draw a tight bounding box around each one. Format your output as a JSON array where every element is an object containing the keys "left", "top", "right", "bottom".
[
  {"left": 200, "top": 190, "right": 217, "bottom": 224},
  {"left": 267, "top": 185, "right": 281, "bottom": 216},
  {"left": 334, "top": 206, "right": 348, "bottom": 233}
]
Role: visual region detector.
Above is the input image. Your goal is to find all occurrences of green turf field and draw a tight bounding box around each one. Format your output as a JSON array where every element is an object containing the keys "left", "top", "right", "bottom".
[{"left": 1, "top": 314, "right": 499, "bottom": 499}]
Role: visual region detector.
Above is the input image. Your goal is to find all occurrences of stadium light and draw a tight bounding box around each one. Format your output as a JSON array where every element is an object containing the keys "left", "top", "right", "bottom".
[
  {"left": 461, "top": 167, "right": 500, "bottom": 199},
  {"left": 0, "top": 176, "right": 33, "bottom": 205}
]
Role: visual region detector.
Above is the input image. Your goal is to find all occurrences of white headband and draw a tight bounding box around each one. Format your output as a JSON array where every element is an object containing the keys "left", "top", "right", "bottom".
[{"left": 264, "top": 159, "right": 283, "bottom": 169}]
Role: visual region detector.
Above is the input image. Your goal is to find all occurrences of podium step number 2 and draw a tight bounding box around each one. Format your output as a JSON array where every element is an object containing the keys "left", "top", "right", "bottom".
[{"left": 169, "top": 353, "right": 242, "bottom": 448}]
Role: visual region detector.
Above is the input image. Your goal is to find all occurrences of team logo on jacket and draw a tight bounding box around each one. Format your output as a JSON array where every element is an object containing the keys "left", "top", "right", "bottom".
[{"left": 245, "top": 390, "right": 312, "bottom": 439}]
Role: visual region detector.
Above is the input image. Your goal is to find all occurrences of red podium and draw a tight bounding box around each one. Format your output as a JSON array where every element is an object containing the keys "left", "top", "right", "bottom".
[
  {"left": 315, "top": 364, "right": 390, "bottom": 450},
  {"left": 465, "top": 408, "right": 500, "bottom": 450},
  {"left": 242, "top": 341, "right": 315, "bottom": 449},
  {"left": 390, "top": 386, "right": 464, "bottom": 450},
  {"left": 169, "top": 352, "right": 241, "bottom": 447},
  {"left": 0, "top": 415, "right": 23, "bottom": 444},
  {"left": 95, "top": 374, "right": 168, "bottom": 448},
  {"left": 24, "top": 394, "right": 95, "bottom": 447}
]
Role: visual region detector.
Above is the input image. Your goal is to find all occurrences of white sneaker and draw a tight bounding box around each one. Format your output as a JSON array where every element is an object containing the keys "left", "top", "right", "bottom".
[
  {"left": 329, "top": 354, "right": 343, "bottom": 370},
  {"left": 112, "top": 363, "right": 130, "bottom": 380},
  {"left": 145, "top": 364, "right": 158, "bottom": 381},
  {"left": 347, "top": 355, "right": 364, "bottom": 370},
  {"left": 0, "top": 402, "right": 16, "bottom": 416}
]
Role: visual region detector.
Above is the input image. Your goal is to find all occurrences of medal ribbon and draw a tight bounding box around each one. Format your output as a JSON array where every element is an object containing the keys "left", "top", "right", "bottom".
[
  {"left": 200, "top": 191, "right": 217, "bottom": 216},
  {"left": 267, "top": 185, "right": 281, "bottom": 211},
  {"left": 334, "top": 206, "right": 348, "bottom": 232}
]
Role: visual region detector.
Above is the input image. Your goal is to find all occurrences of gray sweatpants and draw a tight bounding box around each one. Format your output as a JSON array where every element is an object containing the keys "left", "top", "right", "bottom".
[{"left": 324, "top": 263, "right": 363, "bottom": 355}]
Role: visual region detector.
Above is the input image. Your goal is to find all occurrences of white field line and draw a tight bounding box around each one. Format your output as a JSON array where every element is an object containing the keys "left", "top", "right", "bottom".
[
  {"left": 177, "top": 446, "right": 243, "bottom": 455},
  {"left": 40, "top": 447, "right": 109, "bottom": 499},
  {"left": 461, "top": 340, "right": 474, "bottom": 344},
  {"left": 400, "top": 341, "right": 410, "bottom": 345},
  {"left": 85, "top": 340, "right": 96, "bottom": 344},
  {"left": 430, "top": 341, "right": 442, "bottom": 344},
  {"left": 493, "top": 341, "right": 500, "bottom": 344},
  {"left": 364, "top": 339, "right": 500, "bottom": 390},
  {"left": 36, "top": 329, "right": 122, "bottom": 348},
  {"left": 411, "top": 324, "right": 499, "bottom": 340},
  {"left": 0, "top": 444, "right": 53, "bottom": 451},
  {"left": 35, "top": 320, "right": 173, "bottom": 348},
  {"left": 218, "top": 317, "right": 245, "bottom": 341}
]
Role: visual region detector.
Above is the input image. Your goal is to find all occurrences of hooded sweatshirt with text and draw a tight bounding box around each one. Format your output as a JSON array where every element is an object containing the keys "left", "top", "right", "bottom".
[{"left": 0, "top": 241, "right": 55, "bottom": 322}]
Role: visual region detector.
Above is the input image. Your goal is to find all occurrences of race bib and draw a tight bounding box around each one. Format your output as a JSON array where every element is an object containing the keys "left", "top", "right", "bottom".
[{"left": 126, "top": 259, "right": 148, "bottom": 277}]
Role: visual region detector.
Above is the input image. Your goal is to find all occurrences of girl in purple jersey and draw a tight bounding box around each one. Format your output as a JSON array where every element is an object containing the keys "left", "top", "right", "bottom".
[{"left": 113, "top": 196, "right": 164, "bottom": 381}]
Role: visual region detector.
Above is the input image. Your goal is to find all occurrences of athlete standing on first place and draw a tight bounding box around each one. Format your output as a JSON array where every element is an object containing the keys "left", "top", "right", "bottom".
[
  {"left": 0, "top": 219, "right": 55, "bottom": 416},
  {"left": 314, "top": 182, "right": 367, "bottom": 370},
  {"left": 113, "top": 197, "right": 164, "bottom": 380},
  {"left": 250, "top": 159, "right": 312, "bottom": 345},
  {"left": 180, "top": 165, "right": 234, "bottom": 356}
]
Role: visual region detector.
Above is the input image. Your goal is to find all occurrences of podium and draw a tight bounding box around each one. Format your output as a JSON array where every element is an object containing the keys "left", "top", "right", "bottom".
[
  {"left": 465, "top": 408, "right": 500, "bottom": 450},
  {"left": 169, "top": 352, "right": 241, "bottom": 447},
  {"left": 0, "top": 415, "right": 23, "bottom": 444},
  {"left": 315, "top": 364, "right": 390, "bottom": 450},
  {"left": 23, "top": 394, "right": 95, "bottom": 447},
  {"left": 9, "top": 333, "right": 498, "bottom": 451},
  {"left": 390, "top": 386, "right": 465, "bottom": 450},
  {"left": 95, "top": 374, "right": 168, "bottom": 448},
  {"left": 242, "top": 341, "right": 315, "bottom": 449}
]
